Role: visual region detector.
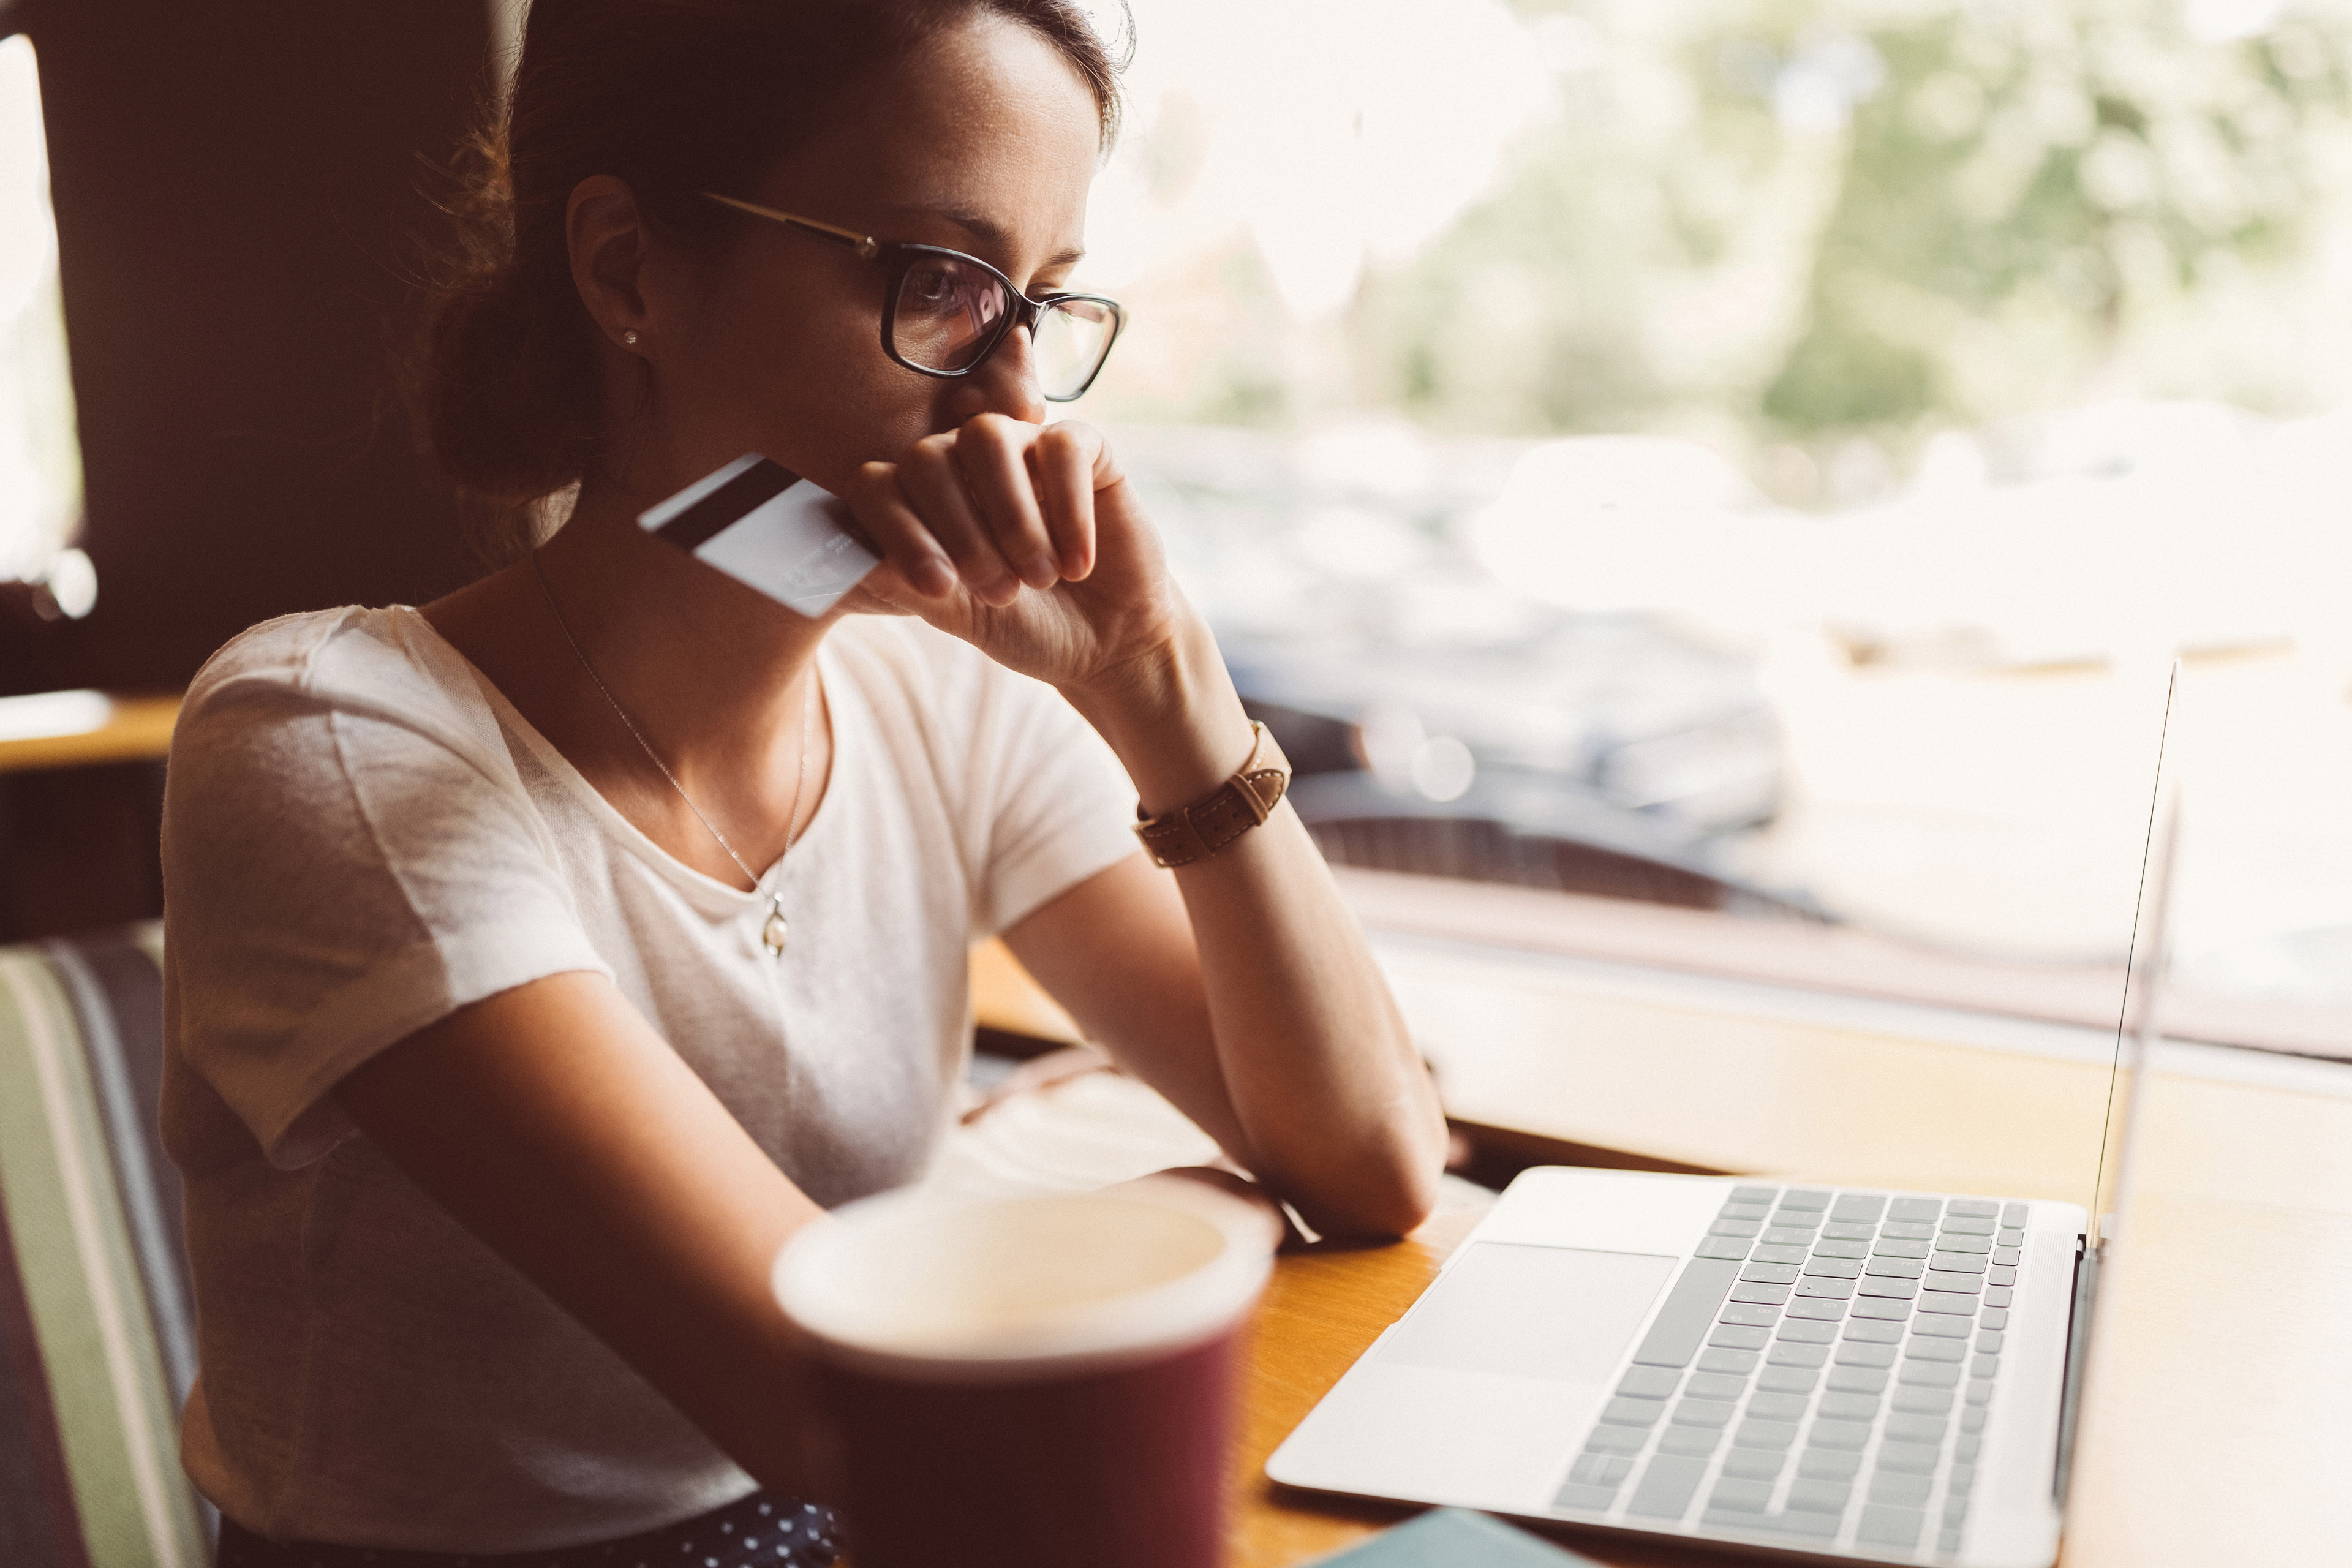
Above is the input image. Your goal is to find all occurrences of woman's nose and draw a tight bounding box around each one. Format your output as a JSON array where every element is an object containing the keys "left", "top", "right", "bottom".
[{"left": 954, "top": 322, "right": 1048, "bottom": 426}]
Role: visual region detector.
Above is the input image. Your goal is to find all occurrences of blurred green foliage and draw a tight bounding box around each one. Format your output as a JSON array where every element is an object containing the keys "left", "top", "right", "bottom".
[{"left": 1346, "top": 1, "right": 2352, "bottom": 478}]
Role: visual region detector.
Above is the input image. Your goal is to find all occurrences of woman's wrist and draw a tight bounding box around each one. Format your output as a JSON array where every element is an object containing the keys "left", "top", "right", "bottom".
[{"left": 1061, "top": 618, "right": 1256, "bottom": 817}]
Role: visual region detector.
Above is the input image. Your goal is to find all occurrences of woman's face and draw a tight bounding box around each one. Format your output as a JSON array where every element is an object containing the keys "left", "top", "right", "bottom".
[{"left": 628, "top": 15, "right": 1106, "bottom": 499}]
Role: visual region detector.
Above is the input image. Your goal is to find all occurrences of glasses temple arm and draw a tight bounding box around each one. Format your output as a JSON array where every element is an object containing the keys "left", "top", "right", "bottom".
[{"left": 701, "top": 192, "right": 880, "bottom": 260}]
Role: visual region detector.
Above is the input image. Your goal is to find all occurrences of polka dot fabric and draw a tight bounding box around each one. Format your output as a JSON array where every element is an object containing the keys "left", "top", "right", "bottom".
[{"left": 215, "top": 1491, "right": 839, "bottom": 1568}]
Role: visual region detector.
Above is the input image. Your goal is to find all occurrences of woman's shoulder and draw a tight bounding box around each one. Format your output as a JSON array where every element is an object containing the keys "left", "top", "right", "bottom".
[{"left": 174, "top": 605, "right": 510, "bottom": 788}]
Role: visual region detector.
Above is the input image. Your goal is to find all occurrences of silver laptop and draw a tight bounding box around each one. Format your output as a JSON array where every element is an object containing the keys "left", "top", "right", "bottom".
[{"left": 1268, "top": 674, "right": 2183, "bottom": 1566}]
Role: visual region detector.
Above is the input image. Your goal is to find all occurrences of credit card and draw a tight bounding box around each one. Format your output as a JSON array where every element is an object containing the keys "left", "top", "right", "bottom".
[{"left": 638, "top": 454, "right": 880, "bottom": 617}]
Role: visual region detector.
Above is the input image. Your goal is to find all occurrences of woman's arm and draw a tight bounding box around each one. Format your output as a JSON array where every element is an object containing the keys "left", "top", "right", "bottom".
[
  {"left": 334, "top": 973, "right": 830, "bottom": 1493},
  {"left": 1003, "top": 635, "right": 1449, "bottom": 1242}
]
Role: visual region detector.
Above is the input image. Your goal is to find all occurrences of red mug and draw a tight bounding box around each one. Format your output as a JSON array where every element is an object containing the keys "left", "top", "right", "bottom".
[{"left": 772, "top": 1178, "right": 1275, "bottom": 1568}]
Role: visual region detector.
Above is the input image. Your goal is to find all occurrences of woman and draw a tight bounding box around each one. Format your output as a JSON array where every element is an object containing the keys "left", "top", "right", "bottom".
[{"left": 159, "top": 1, "right": 1449, "bottom": 1562}]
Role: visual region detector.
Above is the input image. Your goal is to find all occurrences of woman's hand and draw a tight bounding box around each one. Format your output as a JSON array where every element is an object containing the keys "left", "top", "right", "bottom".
[{"left": 835, "top": 415, "right": 1189, "bottom": 701}]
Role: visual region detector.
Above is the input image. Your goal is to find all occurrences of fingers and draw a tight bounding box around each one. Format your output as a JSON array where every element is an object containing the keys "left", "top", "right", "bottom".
[
  {"left": 1028, "top": 423, "right": 1099, "bottom": 581},
  {"left": 839, "top": 417, "right": 1115, "bottom": 608},
  {"left": 899, "top": 435, "right": 1022, "bottom": 608},
  {"left": 843, "top": 462, "right": 957, "bottom": 600},
  {"left": 955, "top": 416, "right": 1060, "bottom": 590}
]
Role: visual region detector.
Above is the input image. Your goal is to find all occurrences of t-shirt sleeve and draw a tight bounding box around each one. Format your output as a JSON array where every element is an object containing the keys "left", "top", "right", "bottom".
[
  {"left": 965, "top": 663, "right": 1144, "bottom": 938},
  {"left": 163, "top": 615, "right": 612, "bottom": 1168}
]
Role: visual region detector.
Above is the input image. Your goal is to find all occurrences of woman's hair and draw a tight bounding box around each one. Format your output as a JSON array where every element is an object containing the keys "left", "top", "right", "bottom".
[{"left": 414, "top": 0, "right": 1126, "bottom": 564}]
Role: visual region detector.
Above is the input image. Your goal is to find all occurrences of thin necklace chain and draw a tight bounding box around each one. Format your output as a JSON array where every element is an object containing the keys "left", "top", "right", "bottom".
[{"left": 530, "top": 549, "right": 813, "bottom": 934}]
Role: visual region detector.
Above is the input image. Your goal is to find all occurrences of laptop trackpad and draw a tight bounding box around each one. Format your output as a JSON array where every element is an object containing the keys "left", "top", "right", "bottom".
[{"left": 1374, "top": 1243, "right": 1678, "bottom": 1383}]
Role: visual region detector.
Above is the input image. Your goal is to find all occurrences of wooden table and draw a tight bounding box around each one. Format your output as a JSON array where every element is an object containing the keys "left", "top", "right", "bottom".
[{"left": 1180, "top": 878, "right": 2352, "bottom": 1566}]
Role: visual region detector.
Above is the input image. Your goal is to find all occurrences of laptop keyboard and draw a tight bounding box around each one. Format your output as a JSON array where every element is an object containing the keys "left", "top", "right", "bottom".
[{"left": 1551, "top": 1186, "right": 2029, "bottom": 1559}]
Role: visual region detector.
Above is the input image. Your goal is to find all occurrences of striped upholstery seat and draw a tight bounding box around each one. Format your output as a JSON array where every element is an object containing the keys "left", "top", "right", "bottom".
[{"left": 0, "top": 922, "right": 211, "bottom": 1568}]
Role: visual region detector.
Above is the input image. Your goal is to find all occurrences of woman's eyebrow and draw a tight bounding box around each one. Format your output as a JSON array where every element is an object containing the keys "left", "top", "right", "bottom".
[{"left": 881, "top": 203, "right": 1085, "bottom": 270}]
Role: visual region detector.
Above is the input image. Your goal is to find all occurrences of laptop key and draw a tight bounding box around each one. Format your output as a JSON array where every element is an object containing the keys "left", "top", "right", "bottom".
[
  {"left": 1732, "top": 1185, "right": 1781, "bottom": 1204},
  {"left": 1601, "top": 1396, "right": 1664, "bottom": 1426},
  {"left": 1762, "top": 1226, "right": 1816, "bottom": 1246},
  {"left": 1924, "top": 1270, "right": 1983, "bottom": 1293},
  {"left": 1750, "top": 1242, "right": 1807, "bottom": 1265},
  {"left": 1887, "top": 1197, "right": 1942, "bottom": 1221},
  {"left": 1985, "top": 1286, "right": 2015, "bottom": 1308},
  {"left": 1802, "top": 1256, "right": 1862, "bottom": 1278},
  {"left": 1875, "top": 1441, "right": 1942, "bottom": 1475},
  {"left": 1818, "top": 1391, "right": 1878, "bottom": 1420},
  {"left": 1757, "top": 1365, "right": 1818, "bottom": 1393},
  {"left": 1979, "top": 1310, "right": 2009, "bottom": 1333},
  {"left": 1719, "top": 1201, "right": 1773, "bottom": 1221},
  {"left": 1658, "top": 1425, "right": 1721, "bottom": 1458},
  {"left": 1899, "top": 1361, "right": 1962, "bottom": 1388},
  {"left": 1732, "top": 1418, "right": 1800, "bottom": 1450},
  {"left": 1618, "top": 1366, "right": 1681, "bottom": 1398},
  {"left": 1935, "top": 1235, "right": 1994, "bottom": 1257},
  {"left": 1776, "top": 1319, "right": 1836, "bottom": 1344},
  {"left": 1672, "top": 1397, "right": 1736, "bottom": 1428},
  {"left": 1569, "top": 1452, "right": 1633, "bottom": 1486},
  {"left": 1831, "top": 1193, "right": 1888, "bottom": 1222},
  {"left": 1719, "top": 1303, "right": 1777, "bottom": 1327},
  {"left": 1797, "top": 1447, "right": 1861, "bottom": 1480},
  {"left": 1631, "top": 1257, "right": 1742, "bottom": 1368},
  {"left": 1811, "top": 1238, "right": 1868, "bottom": 1260},
  {"left": 1805, "top": 1418, "right": 1870, "bottom": 1450},
  {"left": 1709, "top": 1324, "right": 1768, "bottom": 1349},
  {"left": 1865, "top": 1256, "right": 1926, "bottom": 1277},
  {"left": 1947, "top": 1463, "right": 1976, "bottom": 1493},
  {"left": 1722, "top": 1447, "right": 1786, "bottom": 1480},
  {"left": 1787, "top": 1477, "right": 1852, "bottom": 1513},
  {"left": 1867, "top": 1472, "right": 1931, "bottom": 1506},
  {"left": 1686, "top": 1371, "right": 1745, "bottom": 1400},
  {"left": 1913, "top": 1315, "right": 1970, "bottom": 1339},
  {"left": 1834, "top": 1341, "right": 1895, "bottom": 1366},
  {"left": 1961, "top": 1407, "right": 1988, "bottom": 1434},
  {"left": 1694, "top": 1237, "right": 1750, "bottom": 1262},
  {"left": 1994, "top": 1245, "right": 2022, "bottom": 1265},
  {"left": 1872, "top": 1237, "right": 1932, "bottom": 1259},
  {"left": 1917, "top": 1293, "right": 1977, "bottom": 1317},
  {"left": 1905, "top": 1338, "right": 1966, "bottom": 1363},
  {"left": 1794, "top": 1278, "right": 1855, "bottom": 1300},
  {"left": 1747, "top": 1392, "right": 1808, "bottom": 1422},
  {"left": 1851, "top": 1297, "right": 1912, "bottom": 1321},
  {"left": 1781, "top": 1189, "right": 1833, "bottom": 1210},
  {"left": 1730, "top": 1283, "right": 1792, "bottom": 1306},
  {"left": 1948, "top": 1199, "right": 1999, "bottom": 1217},
  {"left": 2001, "top": 1201, "right": 2028, "bottom": 1225},
  {"left": 1940, "top": 1528, "right": 1966, "bottom": 1554},
  {"left": 1956, "top": 1433, "right": 1982, "bottom": 1460},
  {"left": 1821, "top": 1220, "right": 1876, "bottom": 1241},
  {"left": 1626, "top": 1454, "right": 1708, "bottom": 1518},
  {"left": 1997, "top": 1227, "right": 2025, "bottom": 1247},
  {"left": 1698, "top": 1348, "right": 1759, "bottom": 1374},
  {"left": 1973, "top": 1354, "right": 2000, "bottom": 1378},
  {"left": 1757, "top": 1509, "right": 1839, "bottom": 1538},
  {"left": 1827, "top": 1366, "right": 1888, "bottom": 1393},
  {"left": 1740, "top": 1262, "right": 1801, "bottom": 1284},
  {"left": 1844, "top": 1318, "right": 1904, "bottom": 1343},
  {"left": 1551, "top": 1482, "right": 1619, "bottom": 1511},
  {"left": 1585, "top": 1423, "right": 1646, "bottom": 1453},
  {"left": 1709, "top": 1478, "right": 1771, "bottom": 1512},
  {"left": 1784, "top": 1298, "right": 1844, "bottom": 1321},
  {"left": 1887, "top": 1412, "right": 1948, "bottom": 1443},
  {"left": 1892, "top": 1385, "right": 1955, "bottom": 1413},
  {"left": 1988, "top": 1265, "right": 2018, "bottom": 1287},
  {"left": 1857, "top": 1277, "right": 1918, "bottom": 1299},
  {"left": 1709, "top": 1217, "right": 1763, "bottom": 1238},
  {"left": 1880, "top": 1218, "right": 1937, "bottom": 1240},
  {"left": 1768, "top": 1343, "right": 1828, "bottom": 1367},
  {"left": 1939, "top": 1216, "right": 1997, "bottom": 1235}
]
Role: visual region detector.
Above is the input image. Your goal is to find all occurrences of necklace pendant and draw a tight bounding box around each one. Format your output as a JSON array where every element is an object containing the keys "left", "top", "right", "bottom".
[{"left": 761, "top": 907, "right": 790, "bottom": 958}]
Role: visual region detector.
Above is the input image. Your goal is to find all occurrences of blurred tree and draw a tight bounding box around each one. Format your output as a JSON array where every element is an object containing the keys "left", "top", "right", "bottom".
[{"left": 1346, "top": 0, "right": 2352, "bottom": 485}]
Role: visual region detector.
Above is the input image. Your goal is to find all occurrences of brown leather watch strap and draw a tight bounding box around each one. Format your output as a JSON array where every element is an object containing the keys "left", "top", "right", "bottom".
[{"left": 1133, "top": 722, "right": 1292, "bottom": 869}]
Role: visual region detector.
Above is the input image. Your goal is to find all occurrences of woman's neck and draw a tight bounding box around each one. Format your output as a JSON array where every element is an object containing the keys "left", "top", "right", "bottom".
[{"left": 422, "top": 475, "right": 835, "bottom": 878}]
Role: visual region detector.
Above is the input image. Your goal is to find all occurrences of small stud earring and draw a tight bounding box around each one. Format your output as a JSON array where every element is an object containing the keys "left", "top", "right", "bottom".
[{"left": 622, "top": 330, "right": 639, "bottom": 347}]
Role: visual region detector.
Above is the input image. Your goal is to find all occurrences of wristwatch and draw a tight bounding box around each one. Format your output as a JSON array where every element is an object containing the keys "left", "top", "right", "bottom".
[{"left": 1132, "top": 721, "right": 1292, "bottom": 869}]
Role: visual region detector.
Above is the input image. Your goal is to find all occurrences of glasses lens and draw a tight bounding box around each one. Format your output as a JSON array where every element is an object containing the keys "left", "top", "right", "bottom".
[
  {"left": 1035, "top": 298, "right": 1119, "bottom": 399},
  {"left": 891, "top": 253, "right": 1012, "bottom": 372}
]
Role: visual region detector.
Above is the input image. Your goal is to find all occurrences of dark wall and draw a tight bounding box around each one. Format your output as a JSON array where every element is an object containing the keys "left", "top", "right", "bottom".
[{"left": 4, "top": 0, "right": 493, "bottom": 696}]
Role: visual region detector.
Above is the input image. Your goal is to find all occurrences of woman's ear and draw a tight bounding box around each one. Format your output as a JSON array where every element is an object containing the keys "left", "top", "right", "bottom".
[{"left": 566, "top": 174, "right": 652, "bottom": 350}]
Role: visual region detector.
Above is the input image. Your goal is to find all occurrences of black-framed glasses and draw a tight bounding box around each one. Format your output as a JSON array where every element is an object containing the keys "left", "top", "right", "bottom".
[{"left": 705, "top": 192, "right": 1126, "bottom": 402}]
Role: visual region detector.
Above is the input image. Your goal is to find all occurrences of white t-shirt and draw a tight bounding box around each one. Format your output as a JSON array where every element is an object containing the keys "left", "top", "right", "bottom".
[{"left": 158, "top": 605, "right": 1139, "bottom": 1552}]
